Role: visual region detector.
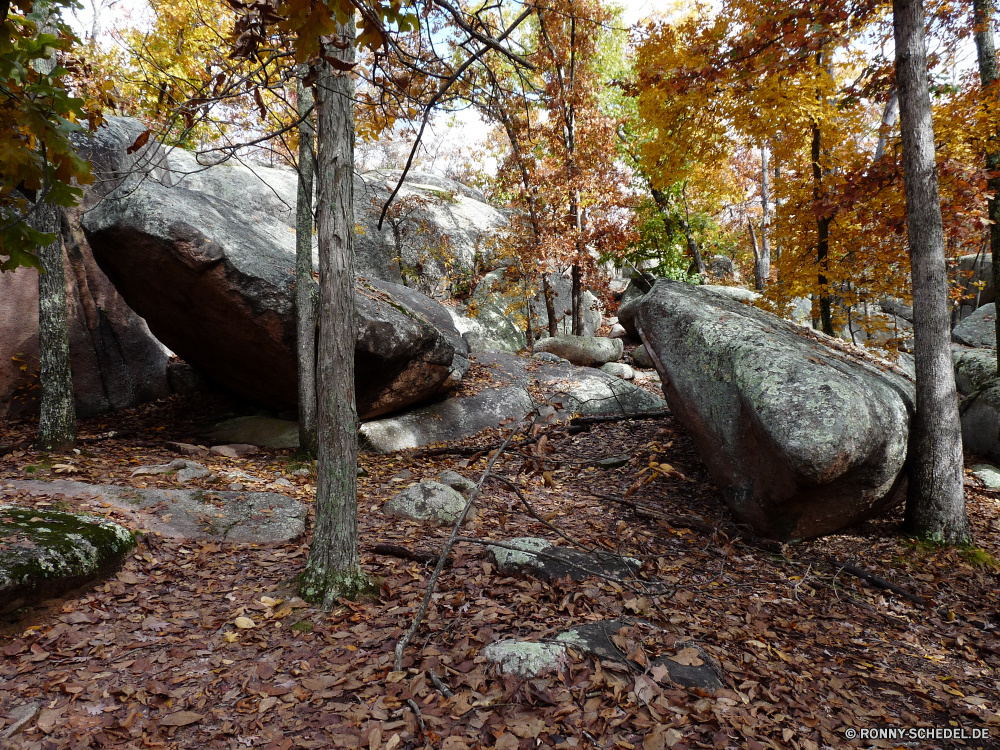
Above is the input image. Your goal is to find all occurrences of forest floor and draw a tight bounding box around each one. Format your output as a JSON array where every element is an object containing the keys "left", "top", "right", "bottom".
[{"left": 1, "top": 385, "right": 999, "bottom": 750}]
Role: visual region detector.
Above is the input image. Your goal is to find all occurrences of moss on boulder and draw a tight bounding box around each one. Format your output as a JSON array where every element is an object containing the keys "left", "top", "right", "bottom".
[{"left": 0, "top": 505, "right": 135, "bottom": 612}]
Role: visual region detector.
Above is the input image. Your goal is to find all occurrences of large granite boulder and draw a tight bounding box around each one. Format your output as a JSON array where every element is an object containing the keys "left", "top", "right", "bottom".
[
  {"left": 81, "top": 176, "right": 467, "bottom": 418},
  {"left": 360, "top": 352, "right": 668, "bottom": 453},
  {"left": 635, "top": 280, "right": 915, "bottom": 541},
  {"left": 617, "top": 275, "right": 654, "bottom": 339},
  {"left": 0, "top": 212, "right": 170, "bottom": 420},
  {"left": 953, "top": 303, "right": 996, "bottom": 349}
]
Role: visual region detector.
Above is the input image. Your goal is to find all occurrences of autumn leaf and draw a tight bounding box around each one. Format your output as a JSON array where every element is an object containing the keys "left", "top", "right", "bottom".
[
  {"left": 159, "top": 711, "right": 203, "bottom": 727},
  {"left": 234, "top": 616, "right": 256, "bottom": 629},
  {"left": 668, "top": 647, "right": 705, "bottom": 667}
]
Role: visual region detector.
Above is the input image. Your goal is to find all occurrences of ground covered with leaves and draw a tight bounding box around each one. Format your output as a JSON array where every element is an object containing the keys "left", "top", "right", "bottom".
[{"left": 1, "top": 388, "right": 999, "bottom": 750}]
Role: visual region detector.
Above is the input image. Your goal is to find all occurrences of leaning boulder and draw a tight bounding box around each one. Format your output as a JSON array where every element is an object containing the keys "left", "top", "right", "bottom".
[
  {"left": 82, "top": 178, "right": 466, "bottom": 418},
  {"left": 0, "top": 506, "right": 135, "bottom": 613},
  {"left": 953, "top": 303, "right": 996, "bottom": 349},
  {"left": 636, "top": 280, "right": 914, "bottom": 541},
  {"left": 533, "top": 335, "right": 623, "bottom": 367}
]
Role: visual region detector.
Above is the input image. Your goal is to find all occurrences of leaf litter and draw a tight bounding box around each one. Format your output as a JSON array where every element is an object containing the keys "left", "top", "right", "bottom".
[{"left": 0, "top": 389, "right": 998, "bottom": 749}]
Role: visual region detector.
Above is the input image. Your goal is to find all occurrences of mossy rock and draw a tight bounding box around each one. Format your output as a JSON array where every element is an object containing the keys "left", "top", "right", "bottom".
[{"left": 0, "top": 505, "right": 135, "bottom": 613}]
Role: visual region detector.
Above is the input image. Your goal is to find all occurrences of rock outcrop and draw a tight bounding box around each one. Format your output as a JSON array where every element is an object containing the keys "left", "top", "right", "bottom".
[
  {"left": 953, "top": 303, "right": 996, "bottom": 349},
  {"left": 636, "top": 280, "right": 915, "bottom": 541}
]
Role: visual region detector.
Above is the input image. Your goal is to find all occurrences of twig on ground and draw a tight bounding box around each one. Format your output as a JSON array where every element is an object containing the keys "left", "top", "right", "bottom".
[
  {"left": 370, "top": 543, "right": 445, "bottom": 566},
  {"left": 428, "top": 669, "right": 455, "bottom": 698},
  {"left": 393, "top": 420, "right": 527, "bottom": 672},
  {"left": 569, "top": 409, "right": 671, "bottom": 427},
  {"left": 831, "top": 559, "right": 928, "bottom": 607}
]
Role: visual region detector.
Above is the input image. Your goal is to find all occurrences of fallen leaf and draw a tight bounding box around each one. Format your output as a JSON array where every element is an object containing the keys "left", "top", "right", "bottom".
[
  {"left": 159, "top": 710, "right": 203, "bottom": 727},
  {"left": 234, "top": 616, "right": 256, "bottom": 629},
  {"left": 668, "top": 647, "right": 704, "bottom": 667}
]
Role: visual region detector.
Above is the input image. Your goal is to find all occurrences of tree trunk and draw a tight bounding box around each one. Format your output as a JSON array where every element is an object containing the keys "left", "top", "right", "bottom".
[
  {"left": 541, "top": 274, "right": 558, "bottom": 336},
  {"left": 974, "top": 0, "right": 1000, "bottom": 359},
  {"left": 811, "top": 99, "right": 834, "bottom": 336},
  {"left": 748, "top": 219, "right": 763, "bottom": 291},
  {"left": 874, "top": 89, "right": 900, "bottom": 162},
  {"left": 757, "top": 144, "right": 771, "bottom": 288},
  {"left": 680, "top": 182, "right": 707, "bottom": 276},
  {"left": 295, "top": 71, "right": 319, "bottom": 458},
  {"left": 36, "top": 205, "right": 76, "bottom": 451},
  {"left": 894, "top": 0, "right": 971, "bottom": 545},
  {"left": 571, "top": 264, "right": 583, "bottom": 335},
  {"left": 300, "top": 22, "right": 375, "bottom": 607}
]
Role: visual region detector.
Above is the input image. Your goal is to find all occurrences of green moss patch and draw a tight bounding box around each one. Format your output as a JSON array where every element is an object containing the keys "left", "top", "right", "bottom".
[{"left": 0, "top": 505, "right": 136, "bottom": 613}]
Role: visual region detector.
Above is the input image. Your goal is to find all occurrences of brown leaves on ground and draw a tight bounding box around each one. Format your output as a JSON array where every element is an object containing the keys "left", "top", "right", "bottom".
[{"left": 0, "top": 390, "right": 998, "bottom": 750}]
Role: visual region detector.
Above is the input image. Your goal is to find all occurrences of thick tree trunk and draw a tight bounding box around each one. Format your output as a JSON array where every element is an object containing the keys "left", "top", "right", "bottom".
[
  {"left": 296, "top": 72, "right": 319, "bottom": 457},
  {"left": 811, "top": 116, "right": 834, "bottom": 336},
  {"left": 974, "top": 0, "right": 1000, "bottom": 358},
  {"left": 894, "top": 0, "right": 971, "bottom": 544},
  {"left": 748, "top": 219, "right": 763, "bottom": 291},
  {"left": 757, "top": 145, "right": 771, "bottom": 289},
  {"left": 36, "top": 205, "right": 76, "bottom": 451},
  {"left": 680, "top": 183, "right": 707, "bottom": 276},
  {"left": 300, "top": 23, "right": 374, "bottom": 607}
]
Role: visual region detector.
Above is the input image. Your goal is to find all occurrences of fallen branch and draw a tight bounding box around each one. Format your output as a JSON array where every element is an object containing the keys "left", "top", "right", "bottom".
[
  {"left": 369, "top": 544, "right": 445, "bottom": 566},
  {"left": 832, "top": 560, "right": 927, "bottom": 607},
  {"left": 393, "top": 419, "right": 526, "bottom": 672},
  {"left": 411, "top": 434, "right": 541, "bottom": 459},
  {"left": 569, "top": 409, "right": 671, "bottom": 427},
  {"left": 428, "top": 669, "right": 454, "bottom": 698}
]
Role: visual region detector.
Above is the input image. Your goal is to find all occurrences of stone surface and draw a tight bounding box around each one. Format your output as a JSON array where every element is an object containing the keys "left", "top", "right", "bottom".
[
  {"left": 699, "top": 285, "right": 759, "bottom": 304},
  {"left": 533, "top": 335, "right": 623, "bottom": 367},
  {"left": 636, "top": 279, "right": 915, "bottom": 541},
  {"left": 383, "top": 481, "right": 472, "bottom": 525},
  {"left": 1, "top": 703, "right": 40, "bottom": 740},
  {"left": 210, "top": 444, "right": 259, "bottom": 458},
  {"left": 953, "top": 303, "right": 996, "bottom": 349},
  {"left": 3, "top": 481, "right": 305, "bottom": 543},
  {"left": 484, "top": 537, "right": 640, "bottom": 581},
  {"left": 82, "top": 175, "right": 466, "bottom": 417},
  {"left": 707, "top": 255, "right": 740, "bottom": 281},
  {"left": 632, "top": 345, "right": 655, "bottom": 369},
  {"left": 609, "top": 323, "right": 627, "bottom": 339},
  {"left": 600, "top": 362, "right": 635, "bottom": 380},
  {"left": 960, "top": 378, "right": 1000, "bottom": 463},
  {"left": 0, "top": 505, "right": 135, "bottom": 613},
  {"left": 483, "top": 641, "right": 568, "bottom": 677},
  {"left": 209, "top": 417, "right": 299, "bottom": 449},
  {"left": 953, "top": 348, "right": 998, "bottom": 397},
  {"left": 617, "top": 276, "right": 654, "bottom": 339},
  {"left": 165, "top": 441, "right": 209, "bottom": 457},
  {"left": 130, "top": 459, "right": 211, "bottom": 482},
  {"left": 971, "top": 464, "right": 1000, "bottom": 490},
  {"left": 360, "top": 352, "right": 668, "bottom": 453},
  {"left": 437, "top": 470, "right": 477, "bottom": 496}
]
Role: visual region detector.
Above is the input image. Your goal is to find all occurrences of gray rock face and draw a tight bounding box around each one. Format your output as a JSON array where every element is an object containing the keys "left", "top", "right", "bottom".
[
  {"left": 700, "top": 285, "right": 759, "bottom": 304},
  {"left": 636, "top": 279, "right": 914, "bottom": 541},
  {"left": 360, "top": 352, "right": 668, "bottom": 453},
  {"left": 81, "top": 175, "right": 465, "bottom": 418},
  {"left": 437, "top": 470, "right": 477, "bottom": 496},
  {"left": 961, "top": 378, "right": 1000, "bottom": 463},
  {"left": 953, "top": 303, "right": 996, "bottom": 348},
  {"left": 533, "top": 335, "right": 623, "bottom": 367},
  {"left": 483, "top": 641, "right": 568, "bottom": 677},
  {"left": 617, "top": 276, "right": 654, "bottom": 339},
  {"left": 484, "top": 537, "right": 640, "bottom": 581},
  {"left": 0, "top": 505, "right": 135, "bottom": 613},
  {"left": 4, "top": 481, "right": 305, "bottom": 543},
  {"left": 954, "top": 349, "right": 998, "bottom": 396},
  {"left": 383, "top": 481, "right": 472, "bottom": 525},
  {"left": 632, "top": 345, "right": 654, "bottom": 369}
]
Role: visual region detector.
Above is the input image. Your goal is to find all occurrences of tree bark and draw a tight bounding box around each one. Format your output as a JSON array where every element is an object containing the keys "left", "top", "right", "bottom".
[
  {"left": 571, "top": 263, "right": 583, "bottom": 335},
  {"left": 748, "top": 219, "right": 763, "bottom": 291},
  {"left": 295, "top": 71, "right": 319, "bottom": 458},
  {"left": 894, "top": 0, "right": 971, "bottom": 544},
  {"left": 680, "top": 182, "right": 707, "bottom": 276},
  {"left": 300, "top": 21, "right": 374, "bottom": 607},
  {"left": 874, "top": 89, "right": 900, "bottom": 162},
  {"left": 811, "top": 104, "right": 834, "bottom": 336},
  {"left": 757, "top": 144, "right": 771, "bottom": 289},
  {"left": 541, "top": 274, "right": 558, "bottom": 336},
  {"left": 36, "top": 205, "right": 76, "bottom": 451},
  {"left": 974, "top": 0, "right": 1000, "bottom": 359}
]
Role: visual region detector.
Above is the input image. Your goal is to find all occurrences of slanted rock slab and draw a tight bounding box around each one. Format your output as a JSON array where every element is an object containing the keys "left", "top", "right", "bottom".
[
  {"left": 533, "top": 335, "right": 624, "bottom": 367},
  {"left": 0, "top": 505, "right": 135, "bottom": 613},
  {"left": 383, "top": 481, "right": 472, "bottom": 525},
  {"left": 3, "top": 481, "right": 305, "bottom": 543},
  {"left": 485, "top": 537, "right": 640, "bottom": 582},
  {"left": 953, "top": 303, "right": 996, "bottom": 349},
  {"left": 636, "top": 279, "right": 914, "bottom": 541}
]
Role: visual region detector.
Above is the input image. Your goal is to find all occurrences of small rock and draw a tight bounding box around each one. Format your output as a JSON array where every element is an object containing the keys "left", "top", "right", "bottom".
[
  {"left": 483, "top": 640, "right": 568, "bottom": 677},
  {"left": 632, "top": 345, "right": 654, "bottom": 369},
  {"left": 229, "top": 483, "right": 245, "bottom": 491},
  {"left": 608, "top": 323, "right": 627, "bottom": 339},
  {"left": 972, "top": 464, "right": 1000, "bottom": 490},
  {"left": 291, "top": 468, "right": 310, "bottom": 477},
  {"left": 383, "top": 481, "right": 473, "bottom": 525},
  {"left": 268, "top": 478, "right": 293, "bottom": 488},
  {"left": 176, "top": 464, "right": 211, "bottom": 483},
  {"left": 132, "top": 459, "right": 208, "bottom": 479},
  {"left": 600, "top": 362, "right": 634, "bottom": 380},
  {"left": 211, "top": 444, "right": 259, "bottom": 458},
  {"left": 532, "top": 351, "right": 565, "bottom": 363},
  {"left": 1, "top": 703, "right": 40, "bottom": 740},
  {"left": 650, "top": 643, "right": 724, "bottom": 692},
  {"left": 164, "top": 441, "right": 208, "bottom": 456},
  {"left": 438, "top": 470, "right": 477, "bottom": 497},
  {"left": 595, "top": 456, "right": 630, "bottom": 469},
  {"left": 485, "top": 537, "right": 640, "bottom": 582}
]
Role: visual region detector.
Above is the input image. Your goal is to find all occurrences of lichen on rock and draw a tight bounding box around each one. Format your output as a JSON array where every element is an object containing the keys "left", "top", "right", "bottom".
[
  {"left": 483, "top": 640, "right": 568, "bottom": 677},
  {"left": 0, "top": 505, "right": 135, "bottom": 612}
]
